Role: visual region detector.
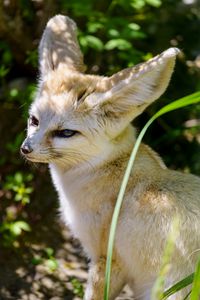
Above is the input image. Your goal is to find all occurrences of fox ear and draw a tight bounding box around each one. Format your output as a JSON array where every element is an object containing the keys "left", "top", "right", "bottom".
[
  {"left": 39, "top": 15, "right": 86, "bottom": 77},
  {"left": 86, "top": 48, "right": 179, "bottom": 124}
]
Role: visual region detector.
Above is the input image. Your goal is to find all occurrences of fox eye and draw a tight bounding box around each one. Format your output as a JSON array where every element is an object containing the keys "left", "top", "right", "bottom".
[
  {"left": 53, "top": 129, "right": 78, "bottom": 138},
  {"left": 29, "top": 115, "right": 39, "bottom": 127}
]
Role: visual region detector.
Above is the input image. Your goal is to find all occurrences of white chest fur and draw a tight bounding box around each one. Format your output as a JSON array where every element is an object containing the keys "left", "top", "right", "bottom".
[{"left": 49, "top": 164, "right": 113, "bottom": 259}]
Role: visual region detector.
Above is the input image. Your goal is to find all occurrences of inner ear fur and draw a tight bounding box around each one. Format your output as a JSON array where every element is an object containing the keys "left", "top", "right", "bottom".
[{"left": 86, "top": 48, "right": 180, "bottom": 120}]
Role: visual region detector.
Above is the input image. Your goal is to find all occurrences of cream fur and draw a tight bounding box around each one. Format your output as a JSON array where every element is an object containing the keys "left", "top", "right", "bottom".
[{"left": 21, "top": 15, "right": 200, "bottom": 300}]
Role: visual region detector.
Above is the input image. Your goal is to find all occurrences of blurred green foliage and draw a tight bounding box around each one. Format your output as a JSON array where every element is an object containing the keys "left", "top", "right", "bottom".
[
  {"left": 4, "top": 172, "right": 33, "bottom": 204},
  {"left": 70, "top": 278, "right": 84, "bottom": 298},
  {"left": 31, "top": 247, "right": 58, "bottom": 272},
  {"left": 0, "top": 172, "right": 33, "bottom": 246},
  {"left": 0, "top": 0, "right": 199, "bottom": 254}
]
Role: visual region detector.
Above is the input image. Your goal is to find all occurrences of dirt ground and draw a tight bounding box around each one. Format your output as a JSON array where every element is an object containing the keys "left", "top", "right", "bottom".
[
  {"left": 0, "top": 169, "right": 86, "bottom": 300},
  {"left": 0, "top": 169, "right": 133, "bottom": 300}
]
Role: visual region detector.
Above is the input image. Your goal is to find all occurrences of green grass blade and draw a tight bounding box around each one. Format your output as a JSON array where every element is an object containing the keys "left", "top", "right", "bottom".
[
  {"left": 151, "top": 217, "right": 180, "bottom": 300},
  {"left": 190, "top": 257, "right": 200, "bottom": 300},
  {"left": 183, "top": 291, "right": 192, "bottom": 300},
  {"left": 154, "top": 91, "right": 200, "bottom": 119},
  {"left": 104, "top": 91, "right": 200, "bottom": 300},
  {"left": 161, "top": 273, "right": 194, "bottom": 299}
]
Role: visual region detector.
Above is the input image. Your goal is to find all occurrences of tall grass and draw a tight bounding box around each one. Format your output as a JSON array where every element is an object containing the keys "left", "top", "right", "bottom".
[
  {"left": 151, "top": 217, "right": 180, "bottom": 300},
  {"left": 103, "top": 91, "right": 200, "bottom": 300}
]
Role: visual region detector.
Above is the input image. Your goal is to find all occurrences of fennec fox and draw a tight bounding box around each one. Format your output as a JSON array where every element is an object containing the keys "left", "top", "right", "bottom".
[{"left": 21, "top": 15, "right": 200, "bottom": 300}]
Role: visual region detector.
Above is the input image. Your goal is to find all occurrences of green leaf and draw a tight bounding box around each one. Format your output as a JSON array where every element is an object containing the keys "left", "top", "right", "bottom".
[
  {"left": 146, "top": 0, "right": 162, "bottom": 7},
  {"left": 108, "top": 29, "right": 120, "bottom": 37},
  {"left": 10, "top": 88, "right": 19, "bottom": 98},
  {"left": 31, "top": 255, "right": 43, "bottom": 265},
  {"left": 44, "top": 247, "right": 54, "bottom": 258},
  {"left": 25, "top": 187, "right": 33, "bottom": 194},
  {"left": 21, "top": 196, "right": 30, "bottom": 205},
  {"left": 131, "top": 0, "right": 146, "bottom": 9},
  {"left": 26, "top": 173, "right": 34, "bottom": 182},
  {"left": 45, "top": 258, "right": 58, "bottom": 271},
  {"left": 15, "top": 193, "right": 23, "bottom": 201},
  {"left": 131, "top": 0, "right": 162, "bottom": 9},
  {"left": 10, "top": 221, "right": 31, "bottom": 236},
  {"left": 128, "top": 23, "right": 141, "bottom": 31},
  {"left": 0, "top": 65, "right": 9, "bottom": 77},
  {"left": 71, "top": 278, "right": 84, "bottom": 298},
  {"left": 105, "top": 39, "right": 132, "bottom": 50},
  {"left": 80, "top": 35, "right": 104, "bottom": 51},
  {"left": 25, "top": 50, "right": 38, "bottom": 68},
  {"left": 18, "top": 186, "right": 26, "bottom": 195},
  {"left": 14, "top": 172, "right": 23, "bottom": 184},
  {"left": 87, "top": 21, "right": 104, "bottom": 33}
]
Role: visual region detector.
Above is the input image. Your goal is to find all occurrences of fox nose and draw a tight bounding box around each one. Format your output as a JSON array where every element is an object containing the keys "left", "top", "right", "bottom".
[{"left": 21, "top": 143, "right": 33, "bottom": 155}]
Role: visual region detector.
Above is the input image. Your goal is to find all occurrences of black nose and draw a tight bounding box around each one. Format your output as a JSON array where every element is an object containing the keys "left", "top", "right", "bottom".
[{"left": 21, "top": 144, "right": 33, "bottom": 155}]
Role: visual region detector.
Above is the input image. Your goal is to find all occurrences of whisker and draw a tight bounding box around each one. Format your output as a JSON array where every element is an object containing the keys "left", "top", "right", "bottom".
[
  {"left": 27, "top": 146, "right": 95, "bottom": 171},
  {"left": 187, "top": 248, "right": 200, "bottom": 261}
]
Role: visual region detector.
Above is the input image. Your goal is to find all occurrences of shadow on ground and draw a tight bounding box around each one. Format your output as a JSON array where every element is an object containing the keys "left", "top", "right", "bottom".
[{"left": 0, "top": 167, "right": 88, "bottom": 300}]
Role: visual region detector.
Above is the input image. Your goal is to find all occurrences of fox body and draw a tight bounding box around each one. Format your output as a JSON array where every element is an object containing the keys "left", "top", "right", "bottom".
[{"left": 21, "top": 15, "right": 200, "bottom": 300}]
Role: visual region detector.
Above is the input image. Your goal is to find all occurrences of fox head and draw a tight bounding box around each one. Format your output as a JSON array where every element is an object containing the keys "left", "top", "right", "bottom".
[{"left": 21, "top": 15, "right": 179, "bottom": 169}]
